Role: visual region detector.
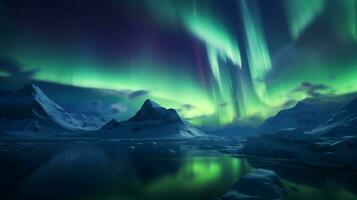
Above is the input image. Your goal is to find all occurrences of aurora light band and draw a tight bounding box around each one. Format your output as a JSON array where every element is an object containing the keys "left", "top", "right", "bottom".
[{"left": 1, "top": 0, "right": 357, "bottom": 126}]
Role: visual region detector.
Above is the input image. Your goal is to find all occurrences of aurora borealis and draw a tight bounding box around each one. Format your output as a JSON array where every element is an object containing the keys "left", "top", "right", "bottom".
[{"left": 1, "top": 0, "right": 357, "bottom": 126}]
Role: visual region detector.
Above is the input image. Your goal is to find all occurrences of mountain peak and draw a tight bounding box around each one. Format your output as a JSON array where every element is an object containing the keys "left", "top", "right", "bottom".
[
  {"left": 129, "top": 99, "right": 181, "bottom": 122},
  {"left": 142, "top": 99, "right": 161, "bottom": 109},
  {"left": 99, "top": 100, "right": 204, "bottom": 138}
]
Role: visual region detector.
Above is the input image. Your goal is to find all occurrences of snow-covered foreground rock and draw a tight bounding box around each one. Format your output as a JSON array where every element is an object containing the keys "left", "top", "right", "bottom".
[
  {"left": 0, "top": 84, "right": 103, "bottom": 136},
  {"left": 217, "top": 169, "right": 285, "bottom": 200},
  {"left": 94, "top": 99, "right": 206, "bottom": 139},
  {"left": 241, "top": 97, "right": 357, "bottom": 168}
]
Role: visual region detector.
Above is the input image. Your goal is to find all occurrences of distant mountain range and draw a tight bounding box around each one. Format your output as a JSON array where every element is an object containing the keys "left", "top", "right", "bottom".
[
  {"left": 0, "top": 84, "right": 204, "bottom": 139},
  {"left": 202, "top": 95, "right": 355, "bottom": 137},
  {"left": 1, "top": 84, "right": 355, "bottom": 140}
]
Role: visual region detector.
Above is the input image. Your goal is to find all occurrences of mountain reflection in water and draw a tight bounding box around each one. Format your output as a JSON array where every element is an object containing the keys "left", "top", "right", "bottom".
[
  {"left": 0, "top": 140, "right": 251, "bottom": 200},
  {"left": 0, "top": 140, "right": 356, "bottom": 200}
]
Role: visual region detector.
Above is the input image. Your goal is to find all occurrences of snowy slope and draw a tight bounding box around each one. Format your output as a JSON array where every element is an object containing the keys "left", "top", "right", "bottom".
[
  {"left": 32, "top": 85, "right": 103, "bottom": 131},
  {"left": 257, "top": 100, "right": 345, "bottom": 134},
  {"left": 311, "top": 98, "right": 357, "bottom": 137},
  {"left": 97, "top": 99, "right": 206, "bottom": 139},
  {"left": 0, "top": 84, "right": 103, "bottom": 135}
]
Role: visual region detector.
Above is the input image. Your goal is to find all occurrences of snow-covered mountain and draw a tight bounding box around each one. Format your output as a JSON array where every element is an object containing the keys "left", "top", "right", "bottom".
[
  {"left": 0, "top": 84, "right": 103, "bottom": 135},
  {"left": 241, "top": 97, "right": 357, "bottom": 168},
  {"left": 257, "top": 100, "right": 346, "bottom": 134},
  {"left": 311, "top": 98, "right": 357, "bottom": 137},
  {"left": 97, "top": 99, "right": 205, "bottom": 139}
]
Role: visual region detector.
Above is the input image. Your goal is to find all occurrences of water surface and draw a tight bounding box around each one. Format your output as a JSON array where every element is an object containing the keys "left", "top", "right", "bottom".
[
  {"left": 0, "top": 139, "right": 250, "bottom": 200},
  {"left": 0, "top": 139, "right": 356, "bottom": 200}
]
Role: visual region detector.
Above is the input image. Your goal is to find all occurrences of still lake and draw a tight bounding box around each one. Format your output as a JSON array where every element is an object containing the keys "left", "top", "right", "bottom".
[{"left": 0, "top": 139, "right": 356, "bottom": 200}]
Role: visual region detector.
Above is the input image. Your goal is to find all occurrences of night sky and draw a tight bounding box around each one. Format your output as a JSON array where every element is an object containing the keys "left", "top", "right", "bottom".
[{"left": 1, "top": 0, "right": 357, "bottom": 126}]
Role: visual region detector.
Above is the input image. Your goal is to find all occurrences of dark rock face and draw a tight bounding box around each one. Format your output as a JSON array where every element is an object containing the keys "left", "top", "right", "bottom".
[
  {"left": 0, "top": 84, "right": 57, "bottom": 119},
  {"left": 100, "top": 119, "right": 120, "bottom": 131},
  {"left": 218, "top": 169, "right": 285, "bottom": 200},
  {"left": 0, "top": 85, "right": 47, "bottom": 120},
  {"left": 129, "top": 99, "right": 181, "bottom": 123}
]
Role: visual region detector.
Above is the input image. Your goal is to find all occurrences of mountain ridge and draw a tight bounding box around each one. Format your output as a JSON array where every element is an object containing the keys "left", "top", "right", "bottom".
[
  {"left": 0, "top": 84, "right": 103, "bottom": 135},
  {"left": 97, "top": 99, "right": 205, "bottom": 139}
]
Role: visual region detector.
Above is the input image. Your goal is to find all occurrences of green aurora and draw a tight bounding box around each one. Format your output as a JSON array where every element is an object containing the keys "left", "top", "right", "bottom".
[{"left": 1, "top": 0, "right": 357, "bottom": 126}]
